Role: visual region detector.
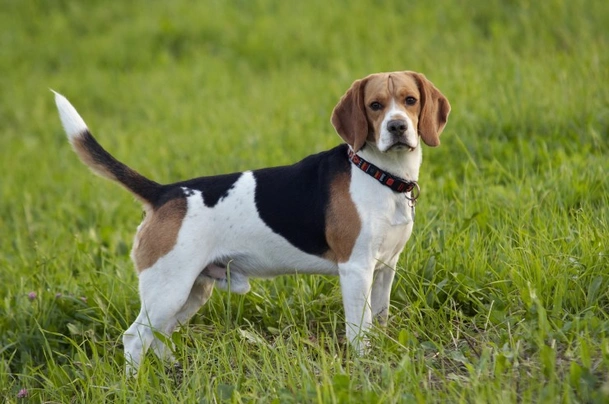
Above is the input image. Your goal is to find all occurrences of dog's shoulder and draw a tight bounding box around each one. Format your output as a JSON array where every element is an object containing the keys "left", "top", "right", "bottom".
[{"left": 252, "top": 143, "right": 352, "bottom": 256}]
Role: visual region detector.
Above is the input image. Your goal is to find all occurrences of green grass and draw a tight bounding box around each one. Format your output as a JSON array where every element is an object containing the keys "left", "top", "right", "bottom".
[{"left": 1, "top": 0, "right": 608, "bottom": 402}]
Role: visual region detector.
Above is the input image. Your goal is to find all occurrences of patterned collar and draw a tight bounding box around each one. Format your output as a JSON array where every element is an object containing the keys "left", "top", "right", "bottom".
[{"left": 347, "top": 148, "right": 420, "bottom": 201}]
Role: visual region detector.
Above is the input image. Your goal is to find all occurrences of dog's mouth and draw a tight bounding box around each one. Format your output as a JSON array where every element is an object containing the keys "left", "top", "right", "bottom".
[{"left": 387, "top": 142, "right": 416, "bottom": 152}]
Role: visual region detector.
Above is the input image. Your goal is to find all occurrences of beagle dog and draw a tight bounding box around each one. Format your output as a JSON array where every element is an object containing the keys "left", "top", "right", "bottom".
[{"left": 53, "top": 71, "right": 450, "bottom": 374}]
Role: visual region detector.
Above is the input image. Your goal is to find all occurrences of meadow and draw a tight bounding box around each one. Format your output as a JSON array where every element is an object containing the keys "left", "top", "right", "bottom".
[{"left": 1, "top": 0, "right": 608, "bottom": 402}]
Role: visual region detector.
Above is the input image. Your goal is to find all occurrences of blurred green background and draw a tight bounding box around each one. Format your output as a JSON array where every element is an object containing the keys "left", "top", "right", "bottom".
[{"left": 1, "top": 0, "right": 608, "bottom": 402}]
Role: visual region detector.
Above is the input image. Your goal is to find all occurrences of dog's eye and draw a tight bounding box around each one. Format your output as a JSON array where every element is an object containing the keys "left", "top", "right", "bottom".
[
  {"left": 369, "top": 101, "right": 383, "bottom": 111},
  {"left": 405, "top": 96, "right": 417, "bottom": 106}
]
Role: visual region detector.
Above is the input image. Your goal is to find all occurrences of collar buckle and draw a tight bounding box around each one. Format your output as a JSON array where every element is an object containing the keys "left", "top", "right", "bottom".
[{"left": 405, "top": 182, "right": 420, "bottom": 206}]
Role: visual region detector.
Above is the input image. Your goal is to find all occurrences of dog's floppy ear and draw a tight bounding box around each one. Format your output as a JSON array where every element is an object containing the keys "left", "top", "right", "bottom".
[
  {"left": 331, "top": 78, "right": 369, "bottom": 152},
  {"left": 410, "top": 72, "right": 451, "bottom": 147}
]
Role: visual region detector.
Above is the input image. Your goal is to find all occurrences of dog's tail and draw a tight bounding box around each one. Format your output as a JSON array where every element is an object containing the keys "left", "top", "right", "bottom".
[{"left": 53, "top": 91, "right": 162, "bottom": 206}]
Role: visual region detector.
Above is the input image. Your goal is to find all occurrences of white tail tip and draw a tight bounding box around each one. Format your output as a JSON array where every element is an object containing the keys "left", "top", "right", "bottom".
[{"left": 51, "top": 90, "right": 89, "bottom": 140}]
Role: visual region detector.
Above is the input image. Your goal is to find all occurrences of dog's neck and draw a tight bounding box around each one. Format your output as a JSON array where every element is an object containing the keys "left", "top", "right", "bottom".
[{"left": 355, "top": 142, "right": 422, "bottom": 183}]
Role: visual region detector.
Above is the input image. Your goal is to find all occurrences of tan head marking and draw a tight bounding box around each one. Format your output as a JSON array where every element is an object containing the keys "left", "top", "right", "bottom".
[{"left": 332, "top": 71, "right": 450, "bottom": 151}]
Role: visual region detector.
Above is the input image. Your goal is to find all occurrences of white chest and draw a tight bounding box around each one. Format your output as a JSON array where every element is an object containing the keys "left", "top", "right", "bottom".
[
  {"left": 350, "top": 170, "right": 416, "bottom": 265},
  {"left": 377, "top": 195, "right": 415, "bottom": 264}
]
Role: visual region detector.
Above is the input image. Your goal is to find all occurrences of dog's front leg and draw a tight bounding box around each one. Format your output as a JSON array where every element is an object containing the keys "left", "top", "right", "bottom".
[
  {"left": 338, "top": 261, "right": 375, "bottom": 354},
  {"left": 370, "top": 267, "right": 396, "bottom": 327},
  {"left": 370, "top": 254, "right": 400, "bottom": 327}
]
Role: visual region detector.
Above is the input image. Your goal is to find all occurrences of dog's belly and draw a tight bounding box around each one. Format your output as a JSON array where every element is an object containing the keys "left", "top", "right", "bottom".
[
  {"left": 197, "top": 236, "right": 339, "bottom": 294},
  {"left": 214, "top": 246, "right": 339, "bottom": 278},
  {"left": 199, "top": 245, "right": 339, "bottom": 294}
]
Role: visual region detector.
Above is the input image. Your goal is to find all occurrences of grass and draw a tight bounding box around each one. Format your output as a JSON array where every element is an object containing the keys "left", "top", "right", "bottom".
[{"left": 1, "top": 0, "right": 608, "bottom": 402}]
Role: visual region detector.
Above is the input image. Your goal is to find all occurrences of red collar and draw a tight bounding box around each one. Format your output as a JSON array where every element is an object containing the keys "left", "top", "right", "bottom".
[{"left": 348, "top": 149, "right": 420, "bottom": 200}]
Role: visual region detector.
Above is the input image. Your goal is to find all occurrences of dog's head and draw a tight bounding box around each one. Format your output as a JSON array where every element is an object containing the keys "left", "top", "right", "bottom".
[{"left": 331, "top": 71, "right": 450, "bottom": 153}]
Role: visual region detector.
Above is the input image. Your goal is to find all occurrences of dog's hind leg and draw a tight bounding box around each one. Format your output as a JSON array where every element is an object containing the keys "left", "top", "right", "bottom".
[
  {"left": 174, "top": 277, "right": 215, "bottom": 325},
  {"left": 123, "top": 307, "right": 156, "bottom": 375},
  {"left": 123, "top": 259, "right": 210, "bottom": 375},
  {"left": 147, "top": 277, "right": 215, "bottom": 365}
]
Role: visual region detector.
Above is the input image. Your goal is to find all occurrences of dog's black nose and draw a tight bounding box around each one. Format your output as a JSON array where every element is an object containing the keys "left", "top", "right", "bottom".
[{"left": 387, "top": 119, "right": 407, "bottom": 136}]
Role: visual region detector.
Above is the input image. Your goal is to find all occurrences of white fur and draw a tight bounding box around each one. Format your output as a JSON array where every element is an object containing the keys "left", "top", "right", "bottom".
[{"left": 52, "top": 91, "right": 88, "bottom": 142}]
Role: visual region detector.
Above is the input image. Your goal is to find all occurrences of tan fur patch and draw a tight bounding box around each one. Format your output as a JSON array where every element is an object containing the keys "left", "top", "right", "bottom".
[
  {"left": 132, "top": 198, "right": 187, "bottom": 271},
  {"left": 325, "top": 172, "right": 361, "bottom": 263}
]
